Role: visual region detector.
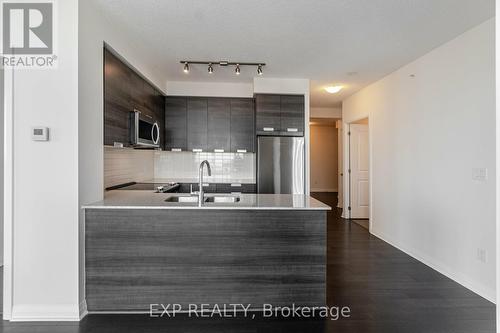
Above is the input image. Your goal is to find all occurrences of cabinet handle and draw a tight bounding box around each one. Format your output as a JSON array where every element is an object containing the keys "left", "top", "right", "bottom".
[
  {"left": 203, "top": 183, "right": 209, "bottom": 187},
  {"left": 171, "top": 148, "right": 182, "bottom": 152},
  {"left": 231, "top": 183, "right": 242, "bottom": 187},
  {"left": 192, "top": 148, "right": 203, "bottom": 153},
  {"left": 263, "top": 127, "right": 275, "bottom": 132},
  {"left": 287, "top": 128, "right": 298, "bottom": 132},
  {"left": 236, "top": 149, "right": 247, "bottom": 153},
  {"left": 231, "top": 192, "right": 242, "bottom": 195},
  {"left": 214, "top": 149, "right": 225, "bottom": 153}
]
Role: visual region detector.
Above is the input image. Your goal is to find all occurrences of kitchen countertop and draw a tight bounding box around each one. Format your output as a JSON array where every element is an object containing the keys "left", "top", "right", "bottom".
[{"left": 82, "top": 190, "right": 331, "bottom": 210}]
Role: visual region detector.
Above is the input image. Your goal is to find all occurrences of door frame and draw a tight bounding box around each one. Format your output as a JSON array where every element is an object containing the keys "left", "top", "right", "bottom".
[
  {"left": 3, "top": 66, "right": 13, "bottom": 319},
  {"left": 342, "top": 115, "right": 374, "bottom": 232}
]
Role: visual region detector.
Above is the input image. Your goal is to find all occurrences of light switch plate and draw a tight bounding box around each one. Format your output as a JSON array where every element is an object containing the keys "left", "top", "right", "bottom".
[
  {"left": 31, "top": 127, "right": 49, "bottom": 141},
  {"left": 472, "top": 168, "right": 488, "bottom": 181}
]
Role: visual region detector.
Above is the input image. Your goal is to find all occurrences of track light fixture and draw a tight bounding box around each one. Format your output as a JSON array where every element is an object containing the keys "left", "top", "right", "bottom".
[{"left": 180, "top": 60, "right": 265, "bottom": 76}]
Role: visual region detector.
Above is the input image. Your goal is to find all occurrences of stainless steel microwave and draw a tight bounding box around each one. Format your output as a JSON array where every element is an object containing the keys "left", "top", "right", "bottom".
[{"left": 130, "top": 110, "right": 160, "bottom": 148}]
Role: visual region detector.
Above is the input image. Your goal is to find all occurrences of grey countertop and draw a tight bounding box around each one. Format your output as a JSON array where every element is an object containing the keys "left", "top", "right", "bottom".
[{"left": 82, "top": 191, "right": 331, "bottom": 211}]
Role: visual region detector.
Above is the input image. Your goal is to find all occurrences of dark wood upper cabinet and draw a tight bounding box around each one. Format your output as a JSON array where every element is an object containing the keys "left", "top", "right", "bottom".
[
  {"left": 280, "top": 95, "right": 305, "bottom": 135},
  {"left": 255, "top": 94, "right": 281, "bottom": 134},
  {"left": 255, "top": 94, "right": 305, "bottom": 136},
  {"left": 103, "top": 48, "right": 132, "bottom": 147},
  {"left": 154, "top": 89, "right": 166, "bottom": 148},
  {"left": 166, "top": 96, "right": 254, "bottom": 153},
  {"left": 207, "top": 98, "right": 231, "bottom": 152},
  {"left": 165, "top": 97, "right": 187, "bottom": 151},
  {"left": 187, "top": 98, "right": 208, "bottom": 151},
  {"left": 104, "top": 47, "right": 165, "bottom": 148},
  {"left": 230, "top": 98, "right": 255, "bottom": 153}
]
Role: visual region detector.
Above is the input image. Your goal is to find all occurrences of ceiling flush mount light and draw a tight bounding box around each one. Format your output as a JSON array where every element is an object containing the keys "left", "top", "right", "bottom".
[
  {"left": 180, "top": 60, "right": 265, "bottom": 76},
  {"left": 325, "top": 86, "right": 343, "bottom": 94}
]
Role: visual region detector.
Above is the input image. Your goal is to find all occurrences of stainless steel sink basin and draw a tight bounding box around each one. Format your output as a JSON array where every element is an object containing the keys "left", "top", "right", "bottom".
[
  {"left": 204, "top": 196, "right": 241, "bottom": 203},
  {"left": 165, "top": 196, "right": 199, "bottom": 203}
]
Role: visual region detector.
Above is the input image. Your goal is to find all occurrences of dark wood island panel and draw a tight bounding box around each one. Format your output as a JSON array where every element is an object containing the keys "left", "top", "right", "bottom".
[{"left": 85, "top": 209, "right": 326, "bottom": 311}]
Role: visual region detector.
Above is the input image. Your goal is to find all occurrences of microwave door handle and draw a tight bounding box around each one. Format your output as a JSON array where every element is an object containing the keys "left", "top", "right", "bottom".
[{"left": 152, "top": 122, "right": 160, "bottom": 145}]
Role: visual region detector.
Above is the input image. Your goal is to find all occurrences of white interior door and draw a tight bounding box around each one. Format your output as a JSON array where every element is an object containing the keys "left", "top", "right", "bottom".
[{"left": 349, "top": 124, "right": 369, "bottom": 219}]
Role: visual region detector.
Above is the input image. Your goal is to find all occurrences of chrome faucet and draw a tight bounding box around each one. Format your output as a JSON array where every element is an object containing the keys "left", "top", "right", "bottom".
[{"left": 198, "top": 160, "right": 212, "bottom": 206}]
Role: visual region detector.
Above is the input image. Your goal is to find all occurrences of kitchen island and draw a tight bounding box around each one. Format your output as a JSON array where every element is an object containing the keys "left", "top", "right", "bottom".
[{"left": 83, "top": 191, "right": 330, "bottom": 312}]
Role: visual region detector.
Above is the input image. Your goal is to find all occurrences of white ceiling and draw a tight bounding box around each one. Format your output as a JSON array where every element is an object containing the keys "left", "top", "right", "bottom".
[{"left": 91, "top": 0, "right": 494, "bottom": 107}]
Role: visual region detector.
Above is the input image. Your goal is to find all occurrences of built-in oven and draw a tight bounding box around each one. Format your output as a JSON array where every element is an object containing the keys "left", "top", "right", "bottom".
[{"left": 130, "top": 110, "right": 160, "bottom": 148}]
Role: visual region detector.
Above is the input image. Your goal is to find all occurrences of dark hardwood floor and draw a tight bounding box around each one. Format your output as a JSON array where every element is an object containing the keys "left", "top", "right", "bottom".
[{"left": 0, "top": 192, "right": 495, "bottom": 332}]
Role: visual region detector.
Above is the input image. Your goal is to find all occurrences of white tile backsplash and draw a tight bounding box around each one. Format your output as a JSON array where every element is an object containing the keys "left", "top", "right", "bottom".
[
  {"left": 154, "top": 151, "right": 256, "bottom": 183},
  {"left": 104, "top": 147, "right": 155, "bottom": 188}
]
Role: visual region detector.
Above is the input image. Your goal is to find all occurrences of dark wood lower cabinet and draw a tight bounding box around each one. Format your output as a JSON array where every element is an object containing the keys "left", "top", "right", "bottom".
[{"left": 85, "top": 209, "right": 326, "bottom": 311}]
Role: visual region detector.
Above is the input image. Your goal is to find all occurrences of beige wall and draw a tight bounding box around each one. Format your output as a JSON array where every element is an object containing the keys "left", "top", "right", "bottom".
[
  {"left": 342, "top": 19, "right": 495, "bottom": 300},
  {"left": 310, "top": 124, "right": 338, "bottom": 192}
]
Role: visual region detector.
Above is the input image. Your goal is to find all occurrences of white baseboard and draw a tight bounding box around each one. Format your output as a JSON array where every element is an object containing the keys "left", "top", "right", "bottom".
[
  {"left": 310, "top": 188, "right": 338, "bottom": 192},
  {"left": 11, "top": 304, "right": 80, "bottom": 321},
  {"left": 79, "top": 300, "right": 88, "bottom": 320},
  {"left": 370, "top": 228, "right": 496, "bottom": 304}
]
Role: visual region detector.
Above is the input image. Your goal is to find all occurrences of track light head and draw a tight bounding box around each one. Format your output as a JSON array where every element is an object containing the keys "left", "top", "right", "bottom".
[
  {"left": 235, "top": 64, "right": 240, "bottom": 75},
  {"left": 183, "top": 62, "right": 189, "bottom": 73},
  {"left": 208, "top": 63, "right": 214, "bottom": 74},
  {"left": 257, "top": 65, "right": 263, "bottom": 75}
]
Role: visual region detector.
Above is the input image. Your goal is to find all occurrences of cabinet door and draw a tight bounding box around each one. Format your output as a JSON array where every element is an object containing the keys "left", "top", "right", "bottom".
[
  {"left": 280, "top": 95, "right": 304, "bottom": 135},
  {"left": 255, "top": 94, "right": 281, "bottom": 134},
  {"left": 187, "top": 98, "right": 208, "bottom": 151},
  {"left": 103, "top": 49, "right": 131, "bottom": 146},
  {"left": 129, "top": 71, "right": 153, "bottom": 119},
  {"left": 230, "top": 98, "right": 255, "bottom": 153},
  {"left": 207, "top": 98, "right": 231, "bottom": 152},
  {"left": 154, "top": 90, "right": 166, "bottom": 149},
  {"left": 165, "top": 97, "right": 187, "bottom": 151}
]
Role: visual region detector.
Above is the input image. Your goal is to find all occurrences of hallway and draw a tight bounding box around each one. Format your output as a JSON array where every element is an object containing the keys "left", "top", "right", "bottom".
[{"left": 0, "top": 193, "right": 494, "bottom": 332}]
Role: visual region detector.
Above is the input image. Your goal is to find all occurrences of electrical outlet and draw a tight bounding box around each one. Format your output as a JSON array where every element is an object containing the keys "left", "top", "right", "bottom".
[
  {"left": 476, "top": 248, "right": 487, "bottom": 263},
  {"left": 472, "top": 168, "right": 488, "bottom": 181}
]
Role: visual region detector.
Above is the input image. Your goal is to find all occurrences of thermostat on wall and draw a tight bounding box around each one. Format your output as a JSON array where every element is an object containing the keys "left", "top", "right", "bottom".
[{"left": 32, "top": 127, "right": 49, "bottom": 141}]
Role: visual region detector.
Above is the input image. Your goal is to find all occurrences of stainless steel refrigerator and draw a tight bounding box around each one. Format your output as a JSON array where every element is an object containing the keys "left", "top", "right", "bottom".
[{"left": 257, "top": 136, "right": 305, "bottom": 194}]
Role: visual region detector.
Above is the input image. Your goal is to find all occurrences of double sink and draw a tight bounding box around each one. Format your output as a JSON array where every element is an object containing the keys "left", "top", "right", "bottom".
[{"left": 165, "top": 195, "right": 241, "bottom": 204}]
